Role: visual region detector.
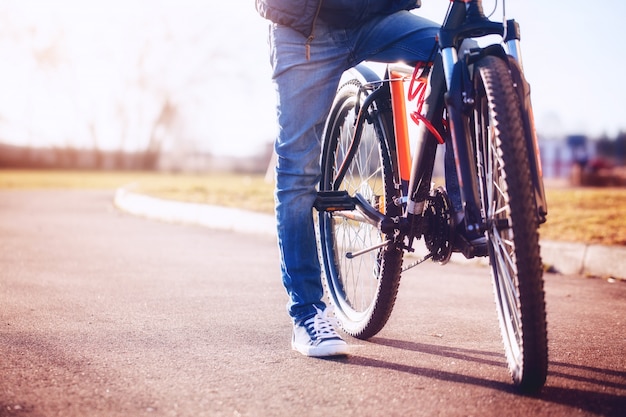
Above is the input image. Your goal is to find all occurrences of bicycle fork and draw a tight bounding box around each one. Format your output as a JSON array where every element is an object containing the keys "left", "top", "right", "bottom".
[{"left": 429, "top": 16, "right": 547, "bottom": 256}]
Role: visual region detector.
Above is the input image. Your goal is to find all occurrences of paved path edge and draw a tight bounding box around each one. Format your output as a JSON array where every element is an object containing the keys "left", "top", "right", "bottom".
[{"left": 113, "top": 187, "right": 626, "bottom": 281}]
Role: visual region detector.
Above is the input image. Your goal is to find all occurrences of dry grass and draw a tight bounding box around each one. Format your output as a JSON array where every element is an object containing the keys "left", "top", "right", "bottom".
[
  {"left": 541, "top": 187, "right": 626, "bottom": 246},
  {"left": 131, "top": 173, "right": 275, "bottom": 214},
  {"left": 1, "top": 169, "right": 624, "bottom": 246},
  {"left": 0, "top": 169, "right": 154, "bottom": 189},
  {"left": 0, "top": 169, "right": 276, "bottom": 214}
]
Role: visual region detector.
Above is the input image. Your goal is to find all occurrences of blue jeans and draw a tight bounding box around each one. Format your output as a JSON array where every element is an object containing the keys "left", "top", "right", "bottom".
[{"left": 269, "top": 11, "right": 439, "bottom": 323}]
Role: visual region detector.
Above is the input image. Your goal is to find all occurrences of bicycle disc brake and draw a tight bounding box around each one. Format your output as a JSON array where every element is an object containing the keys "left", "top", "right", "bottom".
[{"left": 423, "top": 186, "right": 455, "bottom": 264}]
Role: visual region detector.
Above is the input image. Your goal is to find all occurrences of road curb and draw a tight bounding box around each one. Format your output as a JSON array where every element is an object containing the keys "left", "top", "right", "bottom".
[
  {"left": 113, "top": 187, "right": 276, "bottom": 237},
  {"left": 540, "top": 240, "right": 626, "bottom": 280},
  {"left": 114, "top": 187, "right": 625, "bottom": 281}
]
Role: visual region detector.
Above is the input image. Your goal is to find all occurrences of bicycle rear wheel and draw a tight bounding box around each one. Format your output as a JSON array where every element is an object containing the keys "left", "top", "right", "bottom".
[
  {"left": 317, "top": 79, "right": 403, "bottom": 339},
  {"left": 471, "top": 55, "right": 548, "bottom": 392}
]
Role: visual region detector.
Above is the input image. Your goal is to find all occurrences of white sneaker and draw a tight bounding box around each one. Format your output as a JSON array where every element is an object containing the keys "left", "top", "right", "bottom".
[{"left": 291, "top": 307, "right": 349, "bottom": 357}]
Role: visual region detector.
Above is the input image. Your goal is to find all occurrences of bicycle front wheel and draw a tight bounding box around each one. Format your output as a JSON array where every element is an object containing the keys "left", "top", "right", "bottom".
[
  {"left": 317, "top": 79, "right": 403, "bottom": 339},
  {"left": 472, "top": 56, "right": 548, "bottom": 392}
]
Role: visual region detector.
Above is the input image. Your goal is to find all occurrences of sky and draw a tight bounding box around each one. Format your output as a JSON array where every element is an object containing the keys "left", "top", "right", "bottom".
[{"left": 0, "top": 0, "right": 624, "bottom": 157}]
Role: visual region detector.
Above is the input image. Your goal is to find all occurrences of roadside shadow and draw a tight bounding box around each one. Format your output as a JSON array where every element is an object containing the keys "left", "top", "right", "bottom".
[
  {"left": 543, "top": 360, "right": 626, "bottom": 416},
  {"left": 312, "top": 337, "right": 510, "bottom": 392},
  {"left": 549, "top": 360, "right": 626, "bottom": 390},
  {"left": 372, "top": 336, "right": 505, "bottom": 367},
  {"left": 348, "top": 336, "right": 626, "bottom": 416},
  {"left": 344, "top": 352, "right": 514, "bottom": 391}
]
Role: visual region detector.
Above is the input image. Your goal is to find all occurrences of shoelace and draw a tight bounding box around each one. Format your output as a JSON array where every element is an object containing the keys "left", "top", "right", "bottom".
[{"left": 303, "top": 307, "right": 342, "bottom": 341}]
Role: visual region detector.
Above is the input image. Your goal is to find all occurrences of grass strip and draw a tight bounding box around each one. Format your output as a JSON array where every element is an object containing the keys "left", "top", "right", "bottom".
[{"left": 1, "top": 169, "right": 623, "bottom": 246}]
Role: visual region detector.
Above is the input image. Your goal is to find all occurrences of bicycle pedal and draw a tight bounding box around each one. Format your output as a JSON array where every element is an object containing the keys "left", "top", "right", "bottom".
[
  {"left": 314, "top": 191, "right": 356, "bottom": 212},
  {"left": 453, "top": 233, "right": 489, "bottom": 259}
]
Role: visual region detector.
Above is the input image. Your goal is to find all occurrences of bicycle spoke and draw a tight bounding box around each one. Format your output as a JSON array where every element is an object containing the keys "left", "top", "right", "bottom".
[{"left": 318, "top": 79, "right": 402, "bottom": 338}]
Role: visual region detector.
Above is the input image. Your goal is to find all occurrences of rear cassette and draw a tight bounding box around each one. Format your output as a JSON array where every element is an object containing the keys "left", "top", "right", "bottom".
[{"left": 423, "top": 186, "right": 455, "bottom": 264}]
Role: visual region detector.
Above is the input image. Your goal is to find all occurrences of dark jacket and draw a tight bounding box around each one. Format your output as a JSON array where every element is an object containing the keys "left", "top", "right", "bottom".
[{"left": 256, "top": 0, "right": 421, "bottom": 38}]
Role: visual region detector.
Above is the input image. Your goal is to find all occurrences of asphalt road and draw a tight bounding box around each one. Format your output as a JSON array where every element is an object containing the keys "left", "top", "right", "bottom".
[{"left": 1, "top": 190, "right": 625, "bottom": 417}]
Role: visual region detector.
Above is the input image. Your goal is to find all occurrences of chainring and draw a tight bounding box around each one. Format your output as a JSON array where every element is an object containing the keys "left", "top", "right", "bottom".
[{"left": 423, "top": 186, "right": 455, "bottom": 264}]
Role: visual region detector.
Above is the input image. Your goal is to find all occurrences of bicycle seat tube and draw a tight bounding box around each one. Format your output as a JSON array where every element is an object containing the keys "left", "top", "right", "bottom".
[{"left": 405, "top": 55, "right": 446, "bottom": 222}]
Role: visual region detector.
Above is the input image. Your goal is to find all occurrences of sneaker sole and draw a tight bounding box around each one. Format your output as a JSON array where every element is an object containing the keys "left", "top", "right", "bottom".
[{"left": 292, "top": 341, "right": 350, "bottom": 358}]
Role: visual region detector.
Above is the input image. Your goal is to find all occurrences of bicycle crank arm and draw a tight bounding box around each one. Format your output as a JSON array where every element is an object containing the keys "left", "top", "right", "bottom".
[
  {"left": 346, "top": 239, "right": 391, "bottom": 259},
  {"left": 314, "top": 191, "right": 400, "bottom": 234},
  {"left": 332, "top": 209, "right": 377, "bottom": 226}
]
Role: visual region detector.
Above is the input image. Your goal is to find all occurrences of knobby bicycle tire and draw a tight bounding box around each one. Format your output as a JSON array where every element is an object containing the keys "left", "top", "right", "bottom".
[
  {"left": 472, "top": 55, "right": 548, "bottom": 393},
  {"left": 317, "top": 80, "right": 403, "bottom": 339}
]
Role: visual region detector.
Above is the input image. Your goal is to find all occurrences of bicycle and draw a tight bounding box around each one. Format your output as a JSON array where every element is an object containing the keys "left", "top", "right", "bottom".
[{"left": 314, "top": 0, "right": 548, "bottom": 393}]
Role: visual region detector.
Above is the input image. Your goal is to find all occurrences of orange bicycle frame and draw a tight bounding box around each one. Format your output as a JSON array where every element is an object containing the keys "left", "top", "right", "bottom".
[{"left": 389, "top": 62, "right": 444, "bottom": 193}]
